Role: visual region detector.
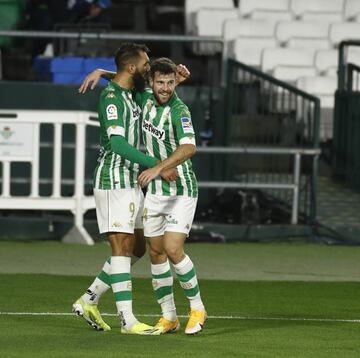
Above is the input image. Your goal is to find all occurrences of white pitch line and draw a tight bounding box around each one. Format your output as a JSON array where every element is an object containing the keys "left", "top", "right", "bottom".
[{"left": 1, "top": 312, "right": 360, "bottom": 324}]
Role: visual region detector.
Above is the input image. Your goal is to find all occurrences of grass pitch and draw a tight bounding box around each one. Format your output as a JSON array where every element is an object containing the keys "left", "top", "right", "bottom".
[{"left": 0, "top": 241, "right": 360, "bottom": 357}]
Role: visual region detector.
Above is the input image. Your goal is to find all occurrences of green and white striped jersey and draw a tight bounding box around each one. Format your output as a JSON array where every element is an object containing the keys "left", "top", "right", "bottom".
[
  {"left": 94, "top": 82, "right": 141, "bottom": 189},
  {"left": 137, "top": 90, "right": 198, "bottom": 198}
]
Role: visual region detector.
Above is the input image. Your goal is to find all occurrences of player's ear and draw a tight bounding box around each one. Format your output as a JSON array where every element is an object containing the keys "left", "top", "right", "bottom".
[
  {"left": 128, "top": 63, "right": 136, "bottom": 75},
  {"left": 148, "top": 76, "right": 154, "bottom": 87}
]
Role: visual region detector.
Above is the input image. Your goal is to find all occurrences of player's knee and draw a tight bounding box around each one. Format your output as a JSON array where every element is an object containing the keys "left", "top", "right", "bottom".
[
  {"left": 165, "top": 247, "right": 183, "bottom": 263},
  {"left": 149, "top": 246, "right": 166, "bottom": 262},
  {"left": 108, "top": 233, "right": 134, "bottom": 256}
]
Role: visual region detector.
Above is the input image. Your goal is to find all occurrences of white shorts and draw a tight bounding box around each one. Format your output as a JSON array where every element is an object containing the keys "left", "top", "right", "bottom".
[
  {"left": 94, "top": 188, "right": 144, "bottom": 234},
  {"left": 143, "top": 193, "right": 198, "bottom": 237}
]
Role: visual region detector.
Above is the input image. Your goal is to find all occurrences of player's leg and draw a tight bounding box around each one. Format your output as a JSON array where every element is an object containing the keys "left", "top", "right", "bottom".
[
  {"left": 163, "top": 196, "right": 207, "bottom": 335},
  {"left": 147, "top": 236, "right": 180, "bottom": 333},
  {"left": 107, "top": 188, "right": 159, "bottom": 335},
  {"left": 76, "top": 229, "right": 145, "bottom": 306},
  {"left": 72, "top": 230, "right": 145, "bottom": 331},
  {"left": 72, "top": 188, "right": 115, "bottom": 331},
  {"left": 72, "top": 257, "right": 112, "bottom": 331},
  {"left": 72, "top": 190, "right": 147, "bottom": 331},
  {"left": 144, "top": 193, "right": 179, "bottom": 334}
]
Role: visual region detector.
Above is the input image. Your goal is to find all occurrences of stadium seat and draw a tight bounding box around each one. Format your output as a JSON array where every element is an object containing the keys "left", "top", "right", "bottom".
[
  {"left": 0, "top": 1, "right": 21, "bottom": 47},
  {"left": 261, "top": 48, "right": 314, "bottom": 72},
  {"left": 314, "top": 49, "right": 338, "bottom": 75},
  {"left": 296, "top": 76, "right": 337, "bottom": 140},
  {"left": 276, "top": 20, "right": 330, "bottom": 44},
  {"left": 51, "top": 57, "right": 85, "bottom": 85},
  {"left": 301, "top": 12, "right": 343, "bottom": 23},
  {"left": 290, "top": 0, "right": 344, "bottom": 17},
  {"left": 52, "top": 73, "right": 87, "bottom": 85},
  {"left": 273, "top": 66, "right": 317, "bottom": 82},
  {"left": 239, "top": 0, "right": 289, "bottom": 17},
  {"left": 184, "top": 0, "right": 234, "bottom": 34},
  {"left": 348, "top": 47, "right": 360, "bottom": 66},
  {"left": 232, "top": 38, "right": 278, "bottom": 66},
  {"left": 329, "top": 22, "right": 360, "bottom": 46},
  {"left": 50, "top": 57, "right": 84, "bottom": 74},
  {"left": 288, "top": 38, "right": 331, "bottom": 53},
  {"left": 250, "top": 10, "right": 293, "bottom": 23},
  {"left": 223, "top": 19, "right": 275, "bottom": 41},
  {"left": 83, "top": 57, "right": 115, "bottom": 73},
  {"left": 344, "top": 0, "right": 360, "bottom": 21},
  {"left": 195, "top": 8, "right": 238, "bottom": 36}
]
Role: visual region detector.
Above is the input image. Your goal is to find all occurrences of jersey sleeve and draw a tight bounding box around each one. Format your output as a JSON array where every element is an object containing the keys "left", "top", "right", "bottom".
[
  {"left": 100, "top": 94, "right": 125, "bottom": 139},
  {"left": 172, "top": 105, "right": 196, "bottom": 146}
]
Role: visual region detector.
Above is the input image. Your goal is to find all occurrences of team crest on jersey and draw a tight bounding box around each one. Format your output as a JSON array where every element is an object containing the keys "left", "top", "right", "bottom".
[
  {"left": 142, "top": 119, "right": 165, "bottom": 140},
  {"left": 146, "top": 99, "right": 153, "bottom": 112},
  {"left": 106, "top": 92, "right": 116, "bottom": 99},
  {"left": 133, "top": 109, "right": 140, "bottom": 118},
  {"left": 181, "top": 117, "right": 194, "bottom": 134},
  {"left": 106, "top": 104, "right": 118, "bottom": 120}
]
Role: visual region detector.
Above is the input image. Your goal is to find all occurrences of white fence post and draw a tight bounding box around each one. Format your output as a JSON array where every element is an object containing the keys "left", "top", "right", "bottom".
[{"left": 62, "top": 112, "right": 94, "bottom": 245}]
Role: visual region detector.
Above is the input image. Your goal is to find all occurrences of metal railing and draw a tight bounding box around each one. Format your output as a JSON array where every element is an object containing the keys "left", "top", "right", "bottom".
[
  {"left": 0, "top": 110, "right": 99, "bottom": 245},
  {"left": 338, "top": 40, "right": 360, "bottom": 91},
  {"left": 196, "top": 146, "right": 320, "bottom": 225},
  {"left": 0, "top": 109, "right": 320, "bottom": 245},
  {"left": 0, "top": 30, "right": 226, "bottom": 85},
  {"left": 334, "top": 41, "right": 360, "bottom": 189},
  {"left": 223, "top": 59, "right": 321, "bottom": 223}
]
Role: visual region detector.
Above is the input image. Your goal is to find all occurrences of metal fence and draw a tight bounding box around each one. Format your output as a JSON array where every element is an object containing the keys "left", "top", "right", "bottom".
[
  {"left": 334, "top": 41, "right": 360, "bottom": 189},
  {"left": 0, "top": 30, "right": 226, "bottom": 86},
  {"left": 223, "top": 59, "right": 321, "bottom": 223}
]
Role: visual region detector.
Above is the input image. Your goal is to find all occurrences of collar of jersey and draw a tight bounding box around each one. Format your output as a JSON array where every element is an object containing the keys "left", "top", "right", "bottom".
[{"left": 108, "top": 80, "right": 131, "bottom": 93}]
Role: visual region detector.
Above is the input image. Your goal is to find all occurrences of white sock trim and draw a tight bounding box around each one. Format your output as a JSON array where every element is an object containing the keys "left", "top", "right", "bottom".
[{"left": 151, "top": 260, "right": 171, "bottom": 275}]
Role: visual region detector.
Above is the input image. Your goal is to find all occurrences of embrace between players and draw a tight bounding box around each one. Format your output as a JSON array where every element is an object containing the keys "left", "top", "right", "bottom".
[{"left": 72, "top": 43, "right": 207, "bottom": 336}]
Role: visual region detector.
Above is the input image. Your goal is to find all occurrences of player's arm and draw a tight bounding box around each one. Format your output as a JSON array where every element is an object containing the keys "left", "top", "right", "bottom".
[
  {"left": 175, "top": 64, "right": 190, "bottom": 86},
  {"left": 79, "top": 69, "right": 116, "bottom": 93},
  {"left": 155, "top": 143, "right": 196, "bottom": 172},
  {"left": 137, "top": 143, "right": 195, "bottom": 187},
  {"left": 103, "top": 99, "right": 157, "bottom": 168},
  {"left": 110, "top": 135, "right": 158, "bottom": 168},
  {"left": 138, "top": 107, "right": 196, "bottom": 187},
  {"left": 79, "top": 65, "right": 189, "bottom": 94}
]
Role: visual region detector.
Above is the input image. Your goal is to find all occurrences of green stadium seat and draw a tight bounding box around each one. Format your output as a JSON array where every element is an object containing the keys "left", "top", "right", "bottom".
[{"left": 0, "top": 1, "right": 21, "bottom": 48}]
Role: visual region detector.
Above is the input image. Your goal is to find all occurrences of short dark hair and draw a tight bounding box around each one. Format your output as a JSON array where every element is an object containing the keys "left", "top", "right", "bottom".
[
  {"left": 114, "top": 42, "right": 149, "bottom": 71},
  {"left": 149, "top": 57, "right": 177, "bottom": 78}
]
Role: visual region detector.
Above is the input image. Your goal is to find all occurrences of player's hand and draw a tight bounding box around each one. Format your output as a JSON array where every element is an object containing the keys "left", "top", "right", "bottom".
[
  {"left": 138, "top": 166, "right": 162, "bottom": 188},
  {"left": 175, "top": 64, "right": 190, "bottom": 86},
  {"left": 160, "top": 168, "right": 178, "bottom": 182},
  {"left": 78, "top": 69, "right": 103, "bottom": 94}
]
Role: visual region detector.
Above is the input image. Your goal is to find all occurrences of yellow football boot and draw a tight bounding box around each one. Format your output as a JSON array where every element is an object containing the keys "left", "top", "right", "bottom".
[
  {"left": 185, "top": 309, "right": 207, "bottom": 335},
  {"left": 154, "top": 317, "right": 180, "bottom": 334},
  {"left": 121, "top": 321, "right": 161, "bottom": 335},
  {"left": 72, "top": 298, "right": 111, "bottom": 331}
]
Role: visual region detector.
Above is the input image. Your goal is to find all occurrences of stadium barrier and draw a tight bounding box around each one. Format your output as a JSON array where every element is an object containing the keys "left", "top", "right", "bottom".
[
  {"left": 0, "top": 110, "right": 98, "bottom": 245},
  {"left": 0, "top": 110, "right": 320, "bottom": 244},
  {"left": 224, "top": 59, "right": 321, "bottom": 223},
  {"left": 334, "top": 40, "right": 360, "bottom": 190},
  {"left": 0, "top": 30, "right": 226, "bottom": 86}
]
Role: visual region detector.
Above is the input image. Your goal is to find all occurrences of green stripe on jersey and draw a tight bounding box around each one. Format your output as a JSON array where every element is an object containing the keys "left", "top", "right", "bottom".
[
  {"left": 94, "top": 83, "right": 141, "bottom": 190},
  {"left": 141, "top": 91, "right": 198, "bottom": 197}
]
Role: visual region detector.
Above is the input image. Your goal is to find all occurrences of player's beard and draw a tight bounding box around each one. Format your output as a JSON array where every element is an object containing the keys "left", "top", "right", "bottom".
[
  {"left": 153, "top": 90, "right": 174, "bottom": 105},
  {"left": 133, "top": 70, "right": 146, "bottom": 92}
]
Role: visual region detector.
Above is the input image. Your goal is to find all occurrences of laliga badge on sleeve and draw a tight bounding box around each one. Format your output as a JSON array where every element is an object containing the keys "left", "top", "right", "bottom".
[
  {"left": 106, "top": 104, "right": 118, "bottom": 120},
  {"left": 181, "top": 117, "right": 194, "bottom": 134}
]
